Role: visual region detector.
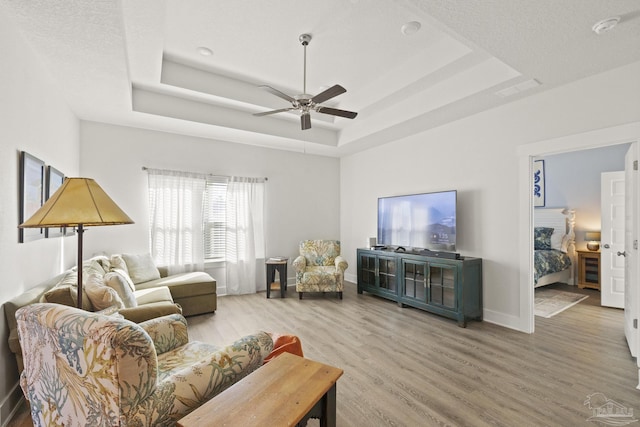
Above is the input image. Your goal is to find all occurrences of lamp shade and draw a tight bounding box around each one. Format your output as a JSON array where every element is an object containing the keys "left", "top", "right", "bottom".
[
  {"left": 19, "top": 178, "right": 134, "bottom": 228},
  {"left": 585, "top": 231, "right": 601, "bottom": 242}
]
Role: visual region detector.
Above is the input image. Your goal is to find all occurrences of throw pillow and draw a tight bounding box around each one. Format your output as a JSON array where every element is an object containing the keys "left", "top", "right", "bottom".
[
  {"left": 109, "top": 267, "right": 135, "bottom": 292},
  {"left": 42, "top": 286, "right": 76, "bottom": 307},
  {"left": 534, "top": 227, "right": 554, "bottom": 250},
  {"left": 85, "top": 273, "right": 124, "bottom": 311},
  {"left": 110, "top": 254, "right": 129, "bottom": 275},
  {"left": 122, "top": 253, "right": 161, "bottom": 284},
  {"left": 104, "top": 271, "right": 138, "bottom": 308},
  {"left": 92, "top": 254, "right": 112, "bottom": 273},
  {"left": 49, "top": 270, "right": 93, "bottom": 310},
  {"left": 82, "top": 258, "right": 107, "bottom": 280}
]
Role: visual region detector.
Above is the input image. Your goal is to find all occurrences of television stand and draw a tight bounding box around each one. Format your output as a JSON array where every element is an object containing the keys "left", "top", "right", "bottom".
[{"left": 356, "top": 248, "right": 482, "bottom": 327}]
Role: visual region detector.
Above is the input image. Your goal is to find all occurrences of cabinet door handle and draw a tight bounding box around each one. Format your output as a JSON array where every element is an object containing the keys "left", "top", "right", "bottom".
[
  {"left": 603, "top": 244, "right": 610, "bottom": 249},
  {"left": 617, "top": 251, "right": 626, "bottom": 257}
]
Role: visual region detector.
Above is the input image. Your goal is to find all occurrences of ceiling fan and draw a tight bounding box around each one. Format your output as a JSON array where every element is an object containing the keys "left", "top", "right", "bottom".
[{"left": 253, "top": 34, "right": 358, "bottom": 130}]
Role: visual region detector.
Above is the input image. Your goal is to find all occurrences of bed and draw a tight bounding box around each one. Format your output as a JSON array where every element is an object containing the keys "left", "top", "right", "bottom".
[{"left": 534, "top": 208, "right": 576, "bottom": 288}]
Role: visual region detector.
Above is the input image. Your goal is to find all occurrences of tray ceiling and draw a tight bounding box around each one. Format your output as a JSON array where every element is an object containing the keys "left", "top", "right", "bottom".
[{"left": 2, "top": 0, "right": 639, "bottom": 156}]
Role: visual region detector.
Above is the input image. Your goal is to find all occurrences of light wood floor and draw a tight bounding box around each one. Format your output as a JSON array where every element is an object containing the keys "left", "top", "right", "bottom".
[{"left": 10, "top": 282, "right": 638, "bottom": 426}]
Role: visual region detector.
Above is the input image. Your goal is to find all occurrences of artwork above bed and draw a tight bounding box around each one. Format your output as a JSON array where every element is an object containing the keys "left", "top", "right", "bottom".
[{"left": 533, "top": 208, "right": 576, "bottom": 288}]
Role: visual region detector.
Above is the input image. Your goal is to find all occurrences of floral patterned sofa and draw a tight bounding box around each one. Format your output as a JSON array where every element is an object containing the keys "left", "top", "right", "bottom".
[
  {"left": 16, "top": 303, "right": 273, "bottom": 426},
  {"left": 293, "top": 240, "right": 348, "bottom": 299}
]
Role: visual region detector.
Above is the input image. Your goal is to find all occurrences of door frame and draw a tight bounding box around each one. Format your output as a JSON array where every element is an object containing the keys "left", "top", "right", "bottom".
[{"left": 517, "top": 122, "right": 640, "bottom": 333}]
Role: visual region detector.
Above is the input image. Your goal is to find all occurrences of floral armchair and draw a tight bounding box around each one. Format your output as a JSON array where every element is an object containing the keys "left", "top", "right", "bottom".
[
  {"left": 293, "top": 240, "right": 348, "bottom": 299},
  {"left": 16, "top": 303, "right": 273, "bottom": 426}
]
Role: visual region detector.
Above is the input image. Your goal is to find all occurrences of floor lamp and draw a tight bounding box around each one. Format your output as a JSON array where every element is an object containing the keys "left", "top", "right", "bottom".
[{"left": 19, "top": 178, "right": 134, "bottom": 309}]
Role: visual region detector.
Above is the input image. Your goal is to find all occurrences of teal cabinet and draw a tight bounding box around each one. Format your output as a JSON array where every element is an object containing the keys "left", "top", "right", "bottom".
[{"left": 357, "top": 249, "right": 482, "bottom": 327}]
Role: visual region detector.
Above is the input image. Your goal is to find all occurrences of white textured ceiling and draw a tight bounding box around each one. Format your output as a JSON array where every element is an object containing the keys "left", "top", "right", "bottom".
[{"left": 2, "top": 0, "right": 639, "bottom": 156}]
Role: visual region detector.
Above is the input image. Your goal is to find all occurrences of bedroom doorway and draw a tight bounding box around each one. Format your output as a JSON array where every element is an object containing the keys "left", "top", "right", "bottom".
[
  {"left": 518, "top": 122, "right": 640, "bottom": 332},
  {"left": 532, "top": 145, "right": 633, "bottom": 320},
  {"left": 520, "top": 123, "right": 640, "bottom": 387}
]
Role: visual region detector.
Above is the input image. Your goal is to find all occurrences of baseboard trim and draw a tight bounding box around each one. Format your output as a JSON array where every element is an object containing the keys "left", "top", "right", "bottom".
[
  {"left": 344, "top": 272, "right": 357, "bottom": 283},
  {"left": 1, "top": 382, "right": 25, "bottom": 427},
  {"left": 483, "top": 308, "right": 528, "bottom": 333}
]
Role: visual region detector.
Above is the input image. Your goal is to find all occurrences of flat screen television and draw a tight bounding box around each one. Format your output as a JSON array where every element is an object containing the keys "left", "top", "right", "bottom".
[{"left": 377, "top": 190, "right": 457, "bottom": 251}]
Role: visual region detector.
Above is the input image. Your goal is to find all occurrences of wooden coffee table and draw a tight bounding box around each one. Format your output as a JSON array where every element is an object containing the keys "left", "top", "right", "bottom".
[{"left": 177, "top": 352, "right": 343, "bottom": 427}]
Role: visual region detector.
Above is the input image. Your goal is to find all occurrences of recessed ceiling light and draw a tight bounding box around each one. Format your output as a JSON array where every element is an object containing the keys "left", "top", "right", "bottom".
[
  {"left": 401, "top": 21, "right": 421, "bottom": 36},
  {"left": 196, "top": 46, "right": 213, "bottom": 56},
  {"left": 592, "top": 17, "right": 620, "bottom": 35}
]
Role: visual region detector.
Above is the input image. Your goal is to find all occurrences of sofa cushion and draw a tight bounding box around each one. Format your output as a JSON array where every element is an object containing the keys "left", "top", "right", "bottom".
[
  {"left": 119, "top": 302, "right": 182, "bottom": 324},
  {"left": 135, "top": 272, "right": 216, "bottom": 299},
  {"left": 134, "top": 286, "right": 174, "bottom": 305},
  {"left": 105, "top": 271, "right": 137, "bottom": 308},
  {"left": 122, "top": 253, "right": 161, "bottom": 284},
  {"left": 85, "top": 274, "right": 124, "bottom": 311}
]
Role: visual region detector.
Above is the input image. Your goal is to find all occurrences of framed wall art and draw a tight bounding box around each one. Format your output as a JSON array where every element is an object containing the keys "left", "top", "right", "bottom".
[
  {"left": 533, "top": 159, "right": 545, "bottom": 207},
  {"left": 45, "top": 166, "right": 65, "bottom": 238},
  {"left": 19, "top": 151, "right": 45, "bottom": 242}
]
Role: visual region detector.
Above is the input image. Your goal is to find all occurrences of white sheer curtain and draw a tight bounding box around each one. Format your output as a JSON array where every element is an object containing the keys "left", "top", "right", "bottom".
[
  {"left": 225, "top": 177, "right": 266, "bottom": 295},
  {"left": 147, "top": 169, "right": 206, "bottom": 273}
]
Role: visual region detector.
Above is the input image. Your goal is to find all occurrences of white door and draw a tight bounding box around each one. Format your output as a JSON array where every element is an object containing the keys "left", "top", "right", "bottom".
[
  {"left": 601, "top": 171, "right": 625, "bottom": 308},
  {"left": 624, "top": 145, "right": 638, "bottom": 359}
]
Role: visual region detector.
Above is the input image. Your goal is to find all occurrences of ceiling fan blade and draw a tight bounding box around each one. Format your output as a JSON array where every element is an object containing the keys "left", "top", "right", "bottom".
[
  {"left": 259, "top": 85, "right": 296, "bottom": 103},
  {"left": 253, "top": 108, "right": 294, "bottom": 117},
  {"left": 316, "top": 106, "right": 358, "bottom": 119},
  {"left": 301, "top": 113, "right": 311, "bottom": 130},
  {"left": 311, "top": 84, "right": 346, "bottom": 104}
]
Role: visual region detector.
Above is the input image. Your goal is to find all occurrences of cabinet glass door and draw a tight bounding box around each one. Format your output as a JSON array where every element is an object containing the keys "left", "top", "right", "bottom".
[
  {"left": 402, "top": 260, "right": 427, "bottom": 302},
  {"left": 378, "top": 256, "right": 397, "bottom": 292},
  {"left": 359, "top": 254, "right": 377, "bottom": 287},
  {"left": 429, "top": 264, "right": 456, "bottom": 310}
]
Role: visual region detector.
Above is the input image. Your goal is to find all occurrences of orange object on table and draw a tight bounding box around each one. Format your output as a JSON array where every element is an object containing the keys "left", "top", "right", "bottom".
[{"left": 264, "top": 333, "right": 304, "bottom": 363}]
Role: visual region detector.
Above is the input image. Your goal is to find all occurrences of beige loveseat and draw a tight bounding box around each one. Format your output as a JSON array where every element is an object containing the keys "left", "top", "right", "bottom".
[{"left": 5, "top": 253, "right": 217, "bottom": 372}]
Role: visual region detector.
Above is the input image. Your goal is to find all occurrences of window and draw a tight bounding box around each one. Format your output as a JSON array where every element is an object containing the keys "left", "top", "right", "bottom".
[{"left": 203, "top": 177, "right": 228, "bottom": 260}]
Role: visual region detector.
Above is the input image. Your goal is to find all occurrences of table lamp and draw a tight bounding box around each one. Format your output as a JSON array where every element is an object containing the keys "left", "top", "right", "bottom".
[
  {"left": 19, "top": 178, "right": 134, "bottom": 309},
  {"left": 585, "top": 231, "right": 601, "bottom": 251}
]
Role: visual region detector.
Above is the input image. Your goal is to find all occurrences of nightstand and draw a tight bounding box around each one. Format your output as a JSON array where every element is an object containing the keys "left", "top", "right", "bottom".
[{"left": 577, "top": 250, "right": 600, "bottom": 290}]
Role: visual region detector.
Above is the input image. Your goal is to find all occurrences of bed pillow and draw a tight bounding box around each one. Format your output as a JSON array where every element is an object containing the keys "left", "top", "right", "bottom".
[
  {"left": 534, "top": 227, "right": 554, "bottom": 250},
  {"left": 550, "top": 230, "right": 565, "bottom": 251}
]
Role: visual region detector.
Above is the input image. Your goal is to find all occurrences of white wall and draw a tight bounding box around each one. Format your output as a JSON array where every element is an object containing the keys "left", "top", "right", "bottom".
[
  {"left": 79, "top": 121, "right": 341, "bottom": 285},
  {"left": 541, "top": 144, "right": 629, "bottom": 251},
  {"left": 0, "top": 8, "right": 79, "bottom": 424},
  {"left": 341, "top": 61, "right": 640, "bottom": 330}
]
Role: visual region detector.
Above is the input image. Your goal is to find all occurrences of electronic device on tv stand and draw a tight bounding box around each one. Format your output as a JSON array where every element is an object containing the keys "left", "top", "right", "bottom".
[{"left": 428, "top": 251, "right": 461, "bottom": 260}]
